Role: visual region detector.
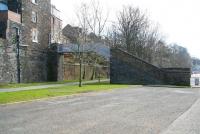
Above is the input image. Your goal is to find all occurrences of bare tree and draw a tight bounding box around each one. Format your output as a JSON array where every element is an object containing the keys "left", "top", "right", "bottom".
[
  {"left": 86, "top": 0, "right": 109, "bottom": 37},
  {"left": 143, "top": 25, "right": 160, "bottom": 63},
  {"left": 76, "top": 3, "right": 89, "bottom": 87},
  {"left": 74, "top": 0, "right": 109, "bottom": 85},
  {"left": 107, "top": 23, "right": 122, "bottom": 47},
  {"left": 117, "top": 6, "right": 149, "bottom": 55},
  {"left": 107, "top": 6, "right": 192, "bottom": 69},
  {"left": 169, "top": 44, "right": 191, "bottom": 68}
]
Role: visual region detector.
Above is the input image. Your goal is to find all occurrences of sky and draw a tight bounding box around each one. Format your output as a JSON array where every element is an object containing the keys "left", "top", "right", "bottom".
[{"left": 51, "top": 0, "right": 200, "bottom": 58}]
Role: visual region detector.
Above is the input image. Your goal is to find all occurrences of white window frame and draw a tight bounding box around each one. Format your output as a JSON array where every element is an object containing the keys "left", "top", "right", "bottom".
[
  {"left": 31, "top": 11, "right": 37, "bottom": 23},
  {"left": 32, "top": 28, "right": 38, "bottom": 43},
  {"left": 31, "top": 0, "right": 38, "bottom": 5}
]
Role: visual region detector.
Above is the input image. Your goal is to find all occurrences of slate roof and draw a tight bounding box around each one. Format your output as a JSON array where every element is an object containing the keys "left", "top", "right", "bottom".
[{"left": 57, "top": 43, "right": 110, "bottom": 59}]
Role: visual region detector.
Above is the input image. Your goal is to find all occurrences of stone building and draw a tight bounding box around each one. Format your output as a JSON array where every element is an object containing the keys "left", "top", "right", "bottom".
[
  {"left": 51, "top": 4, "right": 62, "bottom": 44},
  {"left": 0, "top": 0, "right": 52, "bottom": 83},
  {"left": 62, "top": 24, "right": 82, "bottom": 44}
]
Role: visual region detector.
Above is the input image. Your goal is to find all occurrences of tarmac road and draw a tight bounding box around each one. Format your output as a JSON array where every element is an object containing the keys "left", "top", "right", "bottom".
[{"left": 0, "top": 86, "right": 200, "bottom": 134}]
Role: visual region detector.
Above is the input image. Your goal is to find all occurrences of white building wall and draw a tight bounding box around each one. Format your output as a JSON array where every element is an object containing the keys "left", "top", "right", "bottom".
[{"left": 191, "top": 74, "right": 200, "bottom": 87}]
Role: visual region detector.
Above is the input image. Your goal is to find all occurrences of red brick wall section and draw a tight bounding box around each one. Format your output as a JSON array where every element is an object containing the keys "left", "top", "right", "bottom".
[
  {"left": 0, "top": 11, "right": 21, "bottom": 23},
  {"left": 8, "top": 11, "right": 21, "bottom": 24}
]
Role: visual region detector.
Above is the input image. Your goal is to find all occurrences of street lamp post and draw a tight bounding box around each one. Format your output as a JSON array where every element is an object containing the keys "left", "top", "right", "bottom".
[{"left": 78, "top": 42, "right": 82, "bottom": 87}]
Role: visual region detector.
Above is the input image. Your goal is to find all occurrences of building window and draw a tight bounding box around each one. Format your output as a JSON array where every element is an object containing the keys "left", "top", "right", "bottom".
[
  {"left": 32, "top": 28, "right": 38, "bottom": 42},
  {"left": 32, "top": 11, "right": 37, "bottom": 23},
  {"left": 195, "top": 78, "right": 199, "bottom": 86},
  {"left": 31, "top": 0, "right": 38, "bottom": 4},
  {"left": 52, "top": 17, "right": 55, "bottom": 25}
]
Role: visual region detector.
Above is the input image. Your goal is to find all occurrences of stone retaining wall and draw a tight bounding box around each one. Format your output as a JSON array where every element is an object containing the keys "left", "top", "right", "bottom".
[
  {"left": 0, "top": 39, "right": 17, "bottom": 83},
  {"left": 110, "top": 48, "right": 191, "bottom": 86}
]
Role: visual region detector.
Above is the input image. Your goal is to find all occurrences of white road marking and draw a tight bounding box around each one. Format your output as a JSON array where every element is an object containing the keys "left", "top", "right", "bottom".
[{"left": 173, "top": 90, "right": 194, "bottom": 94}]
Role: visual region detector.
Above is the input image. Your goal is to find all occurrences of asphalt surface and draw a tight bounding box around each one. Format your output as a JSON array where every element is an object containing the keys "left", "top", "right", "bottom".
[{"left": 0, "top": 86, "right": 200, "bottom": 134}]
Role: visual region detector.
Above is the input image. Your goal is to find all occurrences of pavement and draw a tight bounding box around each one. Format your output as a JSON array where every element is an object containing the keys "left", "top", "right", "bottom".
[
  {"left": 0, "top": 79, "right": 109, "bottom": 93},
  {"left": 0, "top": 86, "right": 200, "bottom": 134}
]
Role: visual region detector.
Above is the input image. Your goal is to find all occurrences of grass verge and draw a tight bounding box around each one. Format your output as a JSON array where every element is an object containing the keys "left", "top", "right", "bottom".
[
  {"left": 0, "top": 80, "right": 79, "bottom": 89},
  {"left": 0, "top": 79, "right": 106, "bottom": 89},
  {"left": 0, "top": 82, "right": 128, "bottom": 104}
]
